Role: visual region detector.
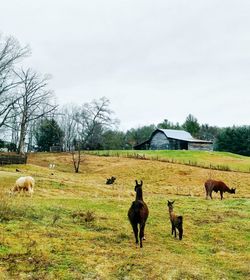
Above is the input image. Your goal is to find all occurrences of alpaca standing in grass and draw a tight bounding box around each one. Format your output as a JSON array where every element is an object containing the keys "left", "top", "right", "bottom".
[
  {"left": 11, "top": 176, "right": 35, "bottom": 195},
  {"left": 128, "top": 180, "right": 149, "bottom": 248},
  {"left": 167, "top": 200, "right": 183, "bottom": 240},
  {"left": 205, "top": 179, "right": 236, "bottom": 200}
]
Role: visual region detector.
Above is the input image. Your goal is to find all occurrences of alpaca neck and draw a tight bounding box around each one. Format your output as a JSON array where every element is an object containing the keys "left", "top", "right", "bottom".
[
  {"left": 168, "top": 207, "right": 174, "bottom": 218},
  {"left": 136, "top": 188, "right": 143, "bottom": 201}
]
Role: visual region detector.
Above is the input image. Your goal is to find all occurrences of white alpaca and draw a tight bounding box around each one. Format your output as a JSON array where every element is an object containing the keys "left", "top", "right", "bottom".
[{"left": 11, "top": 176, "right": 35, "bottom": 195}]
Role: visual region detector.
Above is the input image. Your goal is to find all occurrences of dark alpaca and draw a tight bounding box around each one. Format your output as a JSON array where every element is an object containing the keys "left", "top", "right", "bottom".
[
  {"left": 167, "top": 200, "right": 183, "bottom": 240},
  {"left": 205, "top": 179, "right": 236, "bottom": 200},
  {"left": 128, "top": 180, "right": 149, "bottom": 248},
  {"left": 106, "top": 176, "right": 116, "bottom": 185}
]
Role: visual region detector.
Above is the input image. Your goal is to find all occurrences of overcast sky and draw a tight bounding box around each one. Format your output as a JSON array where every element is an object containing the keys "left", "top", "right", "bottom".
[{"left": 1, "top": 0, "right": 250, "bottom": 130}]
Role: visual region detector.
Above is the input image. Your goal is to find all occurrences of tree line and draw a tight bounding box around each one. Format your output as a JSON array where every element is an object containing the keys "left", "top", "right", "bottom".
[{"left": 0, "top": 33, "right": 249, "bottom": 156}]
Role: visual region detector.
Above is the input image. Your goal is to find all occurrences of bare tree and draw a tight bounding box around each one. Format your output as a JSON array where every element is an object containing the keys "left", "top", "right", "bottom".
[
  {"left": 14, "top": 68, "right": 57, "bottom": 154},
  {"left": 7, "top": 106, "right": 20, "bottom": 148},
  {"left": 57, "top": 105, "right": 83, "bottom": 173},
  {"left": 74, "top": 97, "right": 118, "bottom": 149},
  {"left": 57, "top": 104, "right": 78, "bottom": 152},
  {"left": 69, "top": 97, "right": 118, "bottom": 173},
  {"left": 0, "top": 34, "right": 30, "bottom": 128}
]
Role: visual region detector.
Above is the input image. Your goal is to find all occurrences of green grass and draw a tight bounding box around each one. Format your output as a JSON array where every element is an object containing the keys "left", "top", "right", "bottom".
[
  {"left": 0, "top": 152, "right": 249, "bottom": 279},
  {"left": 87, "top": 150, "right": 250, "bottom": 172}
]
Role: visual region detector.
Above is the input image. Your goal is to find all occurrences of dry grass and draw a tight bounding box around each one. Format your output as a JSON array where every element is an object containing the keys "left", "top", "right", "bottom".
[{"left": 0, "top": 152, "right": 249, "bottom": 279}]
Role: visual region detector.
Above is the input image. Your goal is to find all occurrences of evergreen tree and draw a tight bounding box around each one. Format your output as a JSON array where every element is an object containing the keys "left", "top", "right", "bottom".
[
  {"left": 0, "top": 139, "right": 4, "bottom": 149},
  {"left": 182, "top": 114, "right": 200, "bottom": 137},
  {"left": 35, "top": 118, "right": 64, "bottom": 151},
  {"left": 101, "top": 130, "right": 126, "bottom": 150},
  {"left": 157, "top": 119, "right": 181, "bottom": 130},
  {"left": 198, "top": 124, "right": 221, "bottom": 141},
  {"left": 215, "top": 126, "right": 250, "bottom": 156},
  {"left": 125, "top": 125, "right": 156, "bottom": 148}
]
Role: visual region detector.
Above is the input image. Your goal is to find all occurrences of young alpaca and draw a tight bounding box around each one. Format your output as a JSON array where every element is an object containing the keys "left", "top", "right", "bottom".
[
  {"left": 128, "top": 180, "right": 149, "bottom": 248},
  {"left": 205, "top": 179, "right": 236, "bottom": 200},
  {"left": 167, "top": 200, "right": 183, "bottom": 240}
]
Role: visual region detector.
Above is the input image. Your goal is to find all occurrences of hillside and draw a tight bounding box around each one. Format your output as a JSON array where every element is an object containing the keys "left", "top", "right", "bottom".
[
  {"left": 0, "top": 152, "right": 249, "bottom": 279},
  {"left": 87, "top": 150, "right": 250, "bottom": 173}
]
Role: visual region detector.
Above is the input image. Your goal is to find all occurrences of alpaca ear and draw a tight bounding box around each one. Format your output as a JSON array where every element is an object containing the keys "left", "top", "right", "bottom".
[
  {"left": 135, "top": 180, "right": 138, "bottom": 185},
  {"left": 140, "top": 180, "right": 143, "bottom": 186}
]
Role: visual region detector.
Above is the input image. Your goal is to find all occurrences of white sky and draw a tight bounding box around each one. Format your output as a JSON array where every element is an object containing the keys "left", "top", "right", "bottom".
[{"left": 1, "top": 0, "right": 250, "bottom": 130}]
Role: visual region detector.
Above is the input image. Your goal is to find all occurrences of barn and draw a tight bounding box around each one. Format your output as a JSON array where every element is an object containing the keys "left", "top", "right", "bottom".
[{"left": 134, "top": 129, "right": 213, "bottom": 151}]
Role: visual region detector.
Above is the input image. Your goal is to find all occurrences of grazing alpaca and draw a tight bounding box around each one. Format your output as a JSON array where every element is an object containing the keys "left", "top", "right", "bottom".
[
  {"left": 167, "top": 200, "right": 183, "bottom": 240},
  {"left": 128, "top": 180, "right": 149, "bottom": 248},
  {"left": 205, "top": 179, "right": 236, "bottom": 200},
  {"left": 11, "top": 176, "right": 35, "bottom": 195},
  {"left": 106, "top": 176, "right": 116, "bottom": 185}
]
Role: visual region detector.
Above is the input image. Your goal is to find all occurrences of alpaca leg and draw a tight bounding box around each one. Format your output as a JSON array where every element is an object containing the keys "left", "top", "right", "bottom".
[
  {"left": 141, "top": 223, "right": 146, "bottom": 240},
  {"left": 171, "top": 222, "right": 177, "bottom": 238},
  {"left": 132, "top": 224, "right": 139, "bottom": 244},
  {"left": 209, "top": 191, "right": 213, "bottom": 199},
  {"left": 171, "top": 222, "right": 175, "bottom": 235},
  {"left": 220, "top": 191, "right": 223, "bottom": 200},
  {"left": 139, "top": 223, "right": 146, "bottom": 248},
  {"left": 205, "top": 189, "right": 209, "bottom": 199},
  {"left": 178, "top": 226, "right": 183, "bottom": 240},
  {"left": 173, "top": 226, "right": 177, "bottom": 238}
]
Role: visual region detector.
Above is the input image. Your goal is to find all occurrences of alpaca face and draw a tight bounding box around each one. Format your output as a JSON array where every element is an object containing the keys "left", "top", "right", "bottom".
[
  {"left": 134, "top": 180, "right": 143, "bottom": 192},
  {"left": 167, "top": 200, "right": 175, "bottom": 210}
]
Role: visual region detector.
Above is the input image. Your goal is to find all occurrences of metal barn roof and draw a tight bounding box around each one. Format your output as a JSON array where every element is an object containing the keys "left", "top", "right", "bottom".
[
  {"left": 159, "top": 129, "right": 193, "bottom": 141},
  {"left": 157, "top": 129, "right": 212, "bottom": 143}
]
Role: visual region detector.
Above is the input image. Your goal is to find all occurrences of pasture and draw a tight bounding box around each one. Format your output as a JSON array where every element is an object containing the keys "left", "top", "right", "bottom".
[
  {"left": 0, "top": 152, "right": 249, "bottom": 280},
  {"left": 87, "top": 150, "right": 250, "bottom": 172}
]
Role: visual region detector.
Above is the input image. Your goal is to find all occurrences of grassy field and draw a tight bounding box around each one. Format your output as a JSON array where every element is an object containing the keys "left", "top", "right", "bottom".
[
  {"left": 0, "top": 152, "right": 249, "bottom": 280},
  {"left": 87, "top": 150, "right": 250, "bottom": 173}
]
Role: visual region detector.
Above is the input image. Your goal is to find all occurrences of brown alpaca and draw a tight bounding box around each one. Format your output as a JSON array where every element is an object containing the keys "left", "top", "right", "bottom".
[
  {"left": 167, "top": 200, "right": 183, "bottom": 240},
  {"left": 128, "top": 180, "right": 149, "bottom": 248},
  {"left": 205, "top": 179, "right": 236, "bottom": 200}
]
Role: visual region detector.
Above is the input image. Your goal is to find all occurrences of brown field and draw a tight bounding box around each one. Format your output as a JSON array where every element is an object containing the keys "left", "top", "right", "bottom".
[{"left": 0, "top": 152, "right": 249, "bottom": 279}]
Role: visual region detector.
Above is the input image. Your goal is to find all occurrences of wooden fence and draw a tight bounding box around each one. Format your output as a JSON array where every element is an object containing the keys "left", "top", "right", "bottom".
[{"left": 0, "top": 154, "right": 27, "bottom": 165}]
